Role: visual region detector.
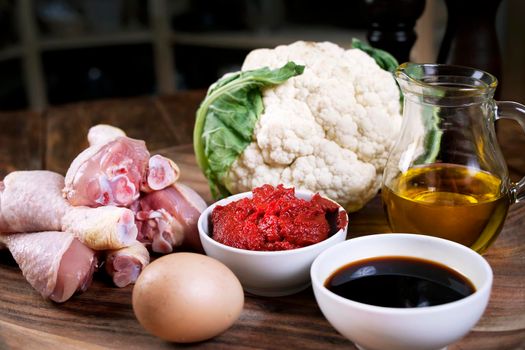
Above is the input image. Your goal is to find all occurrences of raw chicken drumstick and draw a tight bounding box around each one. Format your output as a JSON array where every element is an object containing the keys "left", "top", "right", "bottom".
[
  {"left": 105, "top": 241, "right": 150, "bottom": 287},
  {"left": 87, "top": 124, "right": 126, "bottom": 146},
  {"left": 141, "top": 154, "right": 180, "bottom": 193},
  {"left": 0, "top": 170, "right": 137, "bottom": 250},
  {"left": 0, "top": 170, "right": 67, "bottom": 232},
  {"left": 0, "top": 231, "right": 97, "bottom": 303},
  {"left": 89, "top": 125, "right": 181, "bottom": 193},
  {"left": 62, "top": 205, "right": 137, "bottom": 250},
  {"left": 64, "top": 124, "right": 180, "bottom": 208},
  {"left": 64, "top": 135, "right": 150, "bottom": 207},
  {"left": 134, "top": 183, "right": 207, "bottom": 253}
]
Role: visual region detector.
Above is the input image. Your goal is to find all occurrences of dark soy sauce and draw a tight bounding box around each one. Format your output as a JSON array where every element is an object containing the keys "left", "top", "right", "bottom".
[{"left": 325, "top": 256, "right": 476, "bottom": 308}]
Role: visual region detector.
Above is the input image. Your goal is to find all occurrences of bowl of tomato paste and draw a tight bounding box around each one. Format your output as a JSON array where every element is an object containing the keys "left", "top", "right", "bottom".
[{"left": 198, "top": 184, "right": 348, "bottom": 297}]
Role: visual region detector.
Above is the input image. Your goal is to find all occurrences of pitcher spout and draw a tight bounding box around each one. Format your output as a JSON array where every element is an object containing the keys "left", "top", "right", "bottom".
[{"left": 395, "top": 63, "right": 498, "bottom": 104}]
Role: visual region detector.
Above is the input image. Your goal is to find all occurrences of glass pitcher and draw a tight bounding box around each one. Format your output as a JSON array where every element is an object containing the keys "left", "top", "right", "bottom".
[{"left": 382, "top": 63, "right": 525, "bottom": 253}]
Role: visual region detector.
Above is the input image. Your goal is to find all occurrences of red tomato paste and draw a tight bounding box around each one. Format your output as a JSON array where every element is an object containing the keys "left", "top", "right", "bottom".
[{"left": 211, "top": 184, "right": 348, "bottom": 251}]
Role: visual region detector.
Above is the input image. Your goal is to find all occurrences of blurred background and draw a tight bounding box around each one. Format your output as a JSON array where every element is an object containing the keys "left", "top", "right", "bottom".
[{"left": 0, "top": 0, "right": 523, "bottom": 111}]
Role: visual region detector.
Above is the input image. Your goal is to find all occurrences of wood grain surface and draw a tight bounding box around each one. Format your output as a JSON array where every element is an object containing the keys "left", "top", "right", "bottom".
[{"left": 0, "top": 92, "right": 523, "bottom": 349}]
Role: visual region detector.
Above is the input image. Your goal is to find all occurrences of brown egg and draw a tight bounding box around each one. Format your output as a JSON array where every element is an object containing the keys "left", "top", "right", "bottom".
[{"left": 132, "top": 252, "right": 244, "bottom": 343}]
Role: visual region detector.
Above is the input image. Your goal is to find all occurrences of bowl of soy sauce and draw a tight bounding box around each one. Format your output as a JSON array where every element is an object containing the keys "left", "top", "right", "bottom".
[{"left": 310, "top": 234, "right": 493, "bottom": 350}]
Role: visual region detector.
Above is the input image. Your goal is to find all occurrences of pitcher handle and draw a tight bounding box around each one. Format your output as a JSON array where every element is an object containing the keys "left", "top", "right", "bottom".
[{"left": 495, "top": 101, "right": 525, "bottom": 202}]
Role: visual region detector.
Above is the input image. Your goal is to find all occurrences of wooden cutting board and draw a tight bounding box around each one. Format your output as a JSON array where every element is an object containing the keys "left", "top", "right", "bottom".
[
  {"left": 0, "top": 92, "right": 524, "bottom": 349},
  {"left": 0, "top": 144, "right": 523, "bottom": 350}
]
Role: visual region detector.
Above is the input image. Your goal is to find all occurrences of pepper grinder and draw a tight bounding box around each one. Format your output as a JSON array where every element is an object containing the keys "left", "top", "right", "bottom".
[
  {"left": 437, "top": 0, "right": 503, "bottom": 97},
  {"left": 364, "top": 0, "right": 426, "bottom": 63}
]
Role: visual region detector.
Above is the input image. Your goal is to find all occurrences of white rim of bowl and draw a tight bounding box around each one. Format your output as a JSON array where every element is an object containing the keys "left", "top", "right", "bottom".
[
  {"left": 198, "top": 189, "right": 348, "bottom": 257},
  {"left": 310, "top": 233, "right": 493, "bottom": 315}
]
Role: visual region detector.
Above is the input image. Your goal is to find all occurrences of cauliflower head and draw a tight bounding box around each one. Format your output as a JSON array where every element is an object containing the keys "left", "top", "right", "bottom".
[{"left": 225, "top": 41, "right": 402, "bottom": 211}]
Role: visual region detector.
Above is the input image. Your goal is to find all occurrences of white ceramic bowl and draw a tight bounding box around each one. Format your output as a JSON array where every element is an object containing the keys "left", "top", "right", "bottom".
[
  {"left": 198, "top": 190, "right": 348, "bottom": 297},
  {"left": 311, "top": 233, "right": 493, "bottom": 350}
]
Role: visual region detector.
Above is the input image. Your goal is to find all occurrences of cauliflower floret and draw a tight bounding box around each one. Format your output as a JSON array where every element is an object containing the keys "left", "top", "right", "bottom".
[
  {"left": 255, "top": 99, "right": 323, "bottom": 165},
  {"left": 226, "top": 41, "right": 402, "bottom": 211}
]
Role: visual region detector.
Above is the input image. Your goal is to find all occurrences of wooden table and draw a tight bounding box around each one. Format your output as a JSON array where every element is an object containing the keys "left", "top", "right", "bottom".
[{"left": 0, "top": 91, "right": 524, "bottom": 349}]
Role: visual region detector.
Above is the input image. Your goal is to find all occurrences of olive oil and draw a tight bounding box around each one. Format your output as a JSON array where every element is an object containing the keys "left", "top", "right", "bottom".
[{"left": 382, "top": 164, "right": 509, "bottom": 253}]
